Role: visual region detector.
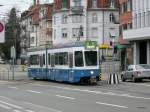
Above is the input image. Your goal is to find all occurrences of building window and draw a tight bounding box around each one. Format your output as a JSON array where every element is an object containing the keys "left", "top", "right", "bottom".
[
  {"left": 91, "top": 27, "right": 98, "bottom": 38},
  {"left": 54, "top": 29, "right": 56, "bottom": 40},
  {"left": 148, "top": 11, "right": 150, "bottom": 26},
  {"left": 127, "top": 23, "right": 132, "bottom": 29},
  {"left": 143, "top": 12, "right": 146, "bottom": 27},
  {"left": 138, "top": 13, "right": 142, "bottom": 28},
  {"left": 31, "top": 37, "right": 35, "bottom": 44},
  {"left": 92, "top": 13, "right": 98, "bottom": 23},
  {"left": 123, "top": 2, "right": 127, "bottom": 12},
  {"left": 109, "top": 13, "right": 115, "bottom": 23},
  {"left": 110, "top": 0, "right": 115, "bottom": 8},
  {"left": 92, "top": 0, "right": 97, "bottom": 8},
  {"left": 74, "top": 0, "right": 81, "bottom": 7},
  {"left": 62, "top": 14, "right": 67, "bottom": 24},
  {"left": 72, "top": 16, "right": 82, "bottom": 23},
  {"left": 72, "top": 28, "right": 80, "bottom": 38},
  {"left": 54, "top": 16, "right": 56, "bottom": 25},
  {"left": 134, "top": 14, "right": 137, "bottom": 28},
  {"left": 62, "top": 0, "right": 68, "bottom": 8},
  {"left": 61, "top": 28, "right": 68, "bottom": 38}
]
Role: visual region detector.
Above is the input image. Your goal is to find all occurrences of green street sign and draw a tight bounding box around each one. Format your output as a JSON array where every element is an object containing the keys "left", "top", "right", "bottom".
[{"left": 85, "top": 40, "right": 97, "bottom": 49}]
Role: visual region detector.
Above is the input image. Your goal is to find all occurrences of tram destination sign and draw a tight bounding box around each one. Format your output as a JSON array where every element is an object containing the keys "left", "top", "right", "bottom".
[{"left": 85, "top": 40, "right": 97, "bottom": 49}]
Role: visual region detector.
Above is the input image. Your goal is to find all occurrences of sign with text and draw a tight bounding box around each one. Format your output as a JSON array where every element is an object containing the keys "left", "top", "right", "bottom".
[
  {"left": 85, "top": 40, "right": 97, "bottom": 49},
  {"left": 0, "top": 22, "right": 5, "bottom": 43}
]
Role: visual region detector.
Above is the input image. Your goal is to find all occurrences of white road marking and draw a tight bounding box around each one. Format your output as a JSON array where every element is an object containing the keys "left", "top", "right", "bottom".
[
  {"left": 13, "top": 110, "right": 22, "bottom": 112},
  {"left": 27, "top": 90, "right": 41, "bottom": 94},
  {"left": 9, "top": 87, "right": 18, "bottom": 89},
  {"left": 56, "top": 95, "right": 75, "bottom": 100},
  {"left": 25, "top": 110, "right": 35, "bottom": 112},
  {"left": 32, "top": 84, "right": 150, "bottom": 100},
  {"left": 96, "top": 102, "right": 128, "bottom": 109},
  {"left": 24, "top": 102, "right": 62, "bottom": 112},
  {"left": 0, "top": 103, "right": 12, "bottom": 109},
  {"left": 0, "top": 100, "right": 23, "bottom": 109},
  {"left": 133, "top": 83, "right": 150, "bottom": 87}
]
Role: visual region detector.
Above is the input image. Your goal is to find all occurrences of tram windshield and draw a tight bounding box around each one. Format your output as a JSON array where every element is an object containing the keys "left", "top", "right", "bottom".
[
  {"left": 85, "top": 51, "right": 97, "bottom": 66},
  {"left": 75, "top": 51, "right": 84, "bottom": 67}
]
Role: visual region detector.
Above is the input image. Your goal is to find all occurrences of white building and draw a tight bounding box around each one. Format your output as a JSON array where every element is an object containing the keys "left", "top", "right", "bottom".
[
  {"left": 53, "top": 0, "right": 119, "bottom": 54},
  {"left": 123, "top": 0, "right": 150, "bottom": 64}
]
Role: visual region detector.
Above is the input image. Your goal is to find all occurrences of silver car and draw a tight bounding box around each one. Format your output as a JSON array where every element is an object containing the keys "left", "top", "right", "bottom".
[{"left": 121, "top": 64, "right": 150, "bottom": 82}]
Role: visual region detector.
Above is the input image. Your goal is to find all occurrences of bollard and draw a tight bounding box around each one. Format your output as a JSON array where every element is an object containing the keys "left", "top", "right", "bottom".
[{"left": 108, "top": 73, "right": 119, "bottom": 84}]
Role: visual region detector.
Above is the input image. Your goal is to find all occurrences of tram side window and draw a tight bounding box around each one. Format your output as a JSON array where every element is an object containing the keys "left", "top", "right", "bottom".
[
  {"left": 55, "top": 53, "right": 59, "bottom": 65},
  {"left": 48, "top": 53, "right": 51, "bottom": 65},
  {"left": 75, "top": 51, "right": 84, "bottom": 67},
  {"left": 30, "top": 55, "right": 39, "bottom": 65},
  {"left": 55, "top": 52, "right": 68, "bottom": 65},
  {"left": 43, "top": 54, "right": 45, "bottom": 65},
  {"left": 85, "top": 51, "right": 97, "bottom": 66}
]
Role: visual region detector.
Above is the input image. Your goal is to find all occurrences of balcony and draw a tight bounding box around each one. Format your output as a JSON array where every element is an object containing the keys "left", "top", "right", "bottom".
[
  {"left": 71, "top": 6, "right": 84, "bottom": 15},
  {"left": 123, "top": 27, "right": 150, "bottom": 40}
]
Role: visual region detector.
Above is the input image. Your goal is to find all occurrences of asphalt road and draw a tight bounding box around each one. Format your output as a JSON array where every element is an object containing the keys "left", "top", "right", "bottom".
[{"left": 0, "top": 79, "right": 150, "bottom": 112}]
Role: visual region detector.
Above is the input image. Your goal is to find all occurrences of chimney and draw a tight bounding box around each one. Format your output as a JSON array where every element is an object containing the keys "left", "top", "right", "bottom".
[{"left": 33, "top": 0, "right": 36, "bottom": 5}]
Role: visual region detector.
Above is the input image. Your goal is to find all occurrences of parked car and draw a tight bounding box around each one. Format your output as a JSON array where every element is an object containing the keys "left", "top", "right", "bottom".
[
  {"left": 121, "top": 64, "right": 150, "bottom": 82},
  {"left": 0, "top": 59, "right": 5, "bottom": 64}
]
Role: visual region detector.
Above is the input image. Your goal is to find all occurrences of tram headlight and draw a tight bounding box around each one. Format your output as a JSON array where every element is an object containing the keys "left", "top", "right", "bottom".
[{"left": 90, "top": 71, "right": 94, "bottom": 75}]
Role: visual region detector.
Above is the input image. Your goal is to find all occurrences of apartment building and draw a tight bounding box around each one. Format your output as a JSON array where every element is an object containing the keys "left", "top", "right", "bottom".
[
  {"left": 53, "top": 0, "right": 119, "bottom": 54},
  {"left": 119, "top": 0, "right": 133, "bottom": 69},
  {"left": 121, "top": 0, "right": 150, "bottom": 64},
  {"left": 20, "top": 0, "right": 53, "bottom": 48}
]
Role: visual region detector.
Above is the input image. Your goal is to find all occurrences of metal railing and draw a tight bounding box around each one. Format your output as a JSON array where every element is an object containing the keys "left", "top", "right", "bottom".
[{"left": 0, "top": 64, "right": 28, "bottom": 81}]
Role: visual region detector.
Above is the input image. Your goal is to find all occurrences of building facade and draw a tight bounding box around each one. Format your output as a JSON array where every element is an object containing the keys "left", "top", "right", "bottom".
[
  {"left": 119, "top": 0, "right": 133, "bottom": 69},
  {"left": 20, "top": 0, "right": 53, "bottom": 48},
  {"left": 53, "top": 0, "right": 119, "bottom": 56},
  {"left": 20, "top": 0, "right": 53, "bottom": 63},
  {"left": 39, "top": 3, "right": 53, "bottom": 46},
  {"left": 121, "top": 0, "right": 150, "bottom": 64}
]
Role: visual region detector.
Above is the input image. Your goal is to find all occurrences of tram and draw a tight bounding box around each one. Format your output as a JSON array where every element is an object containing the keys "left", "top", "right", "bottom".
[{"left": 27, "top": 42, "right": 101, "bottom": 84}]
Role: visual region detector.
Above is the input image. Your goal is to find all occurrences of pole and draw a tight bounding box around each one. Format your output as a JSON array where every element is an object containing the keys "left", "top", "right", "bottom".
[
  {"left": 12, "top": 56, "right": 15, "bottom": 80},
  {"left": 11, "top": 46, "right": 16, "bottom": 80},
  {"left": 102, "top": 9, "right": 105, "bottom": 57}
]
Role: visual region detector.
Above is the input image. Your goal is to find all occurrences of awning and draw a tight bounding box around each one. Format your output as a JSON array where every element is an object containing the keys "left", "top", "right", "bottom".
[
  {"left": 115, "top": 44, "right": 127, "bottom": 49},
  {"left": 99, "top": 44, "right": 110, "bottom": 49}
]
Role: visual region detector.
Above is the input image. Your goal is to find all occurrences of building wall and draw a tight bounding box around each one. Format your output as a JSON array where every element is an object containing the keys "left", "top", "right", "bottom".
[
  {"left": 122, "top": 0, "right": 150, "bottom": 64},
  {"left": 53, "top": 0, "right": 119, "bottom": 47}
]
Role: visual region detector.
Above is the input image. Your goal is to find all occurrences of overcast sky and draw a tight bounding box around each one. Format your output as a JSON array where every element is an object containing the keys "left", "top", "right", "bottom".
[{"left": 0, "top": 0, "right": 53, "bottom": 18}]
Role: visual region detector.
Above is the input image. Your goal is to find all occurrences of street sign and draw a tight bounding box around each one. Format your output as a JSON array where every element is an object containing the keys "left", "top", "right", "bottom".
[
  {"left": 0, "top": 21, "right": 5, "bottom": 43},
  {"left": 11, "top": 46, "right": 16, "bottom": 59},
  {"left": 85, "top": 40, "right": 97, "bottom": 49}
]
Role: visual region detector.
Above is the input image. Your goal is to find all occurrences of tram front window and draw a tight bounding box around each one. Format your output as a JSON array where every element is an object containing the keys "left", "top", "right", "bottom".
[
  {"left": 85, "top": 51, "right": 97, "bottom": 66},
  {"left": 75, "top": 51, "right": 84, "bottom": 67}
]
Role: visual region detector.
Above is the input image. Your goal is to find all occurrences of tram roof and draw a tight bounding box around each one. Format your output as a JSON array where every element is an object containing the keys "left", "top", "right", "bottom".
[{"left": 28, "top": 42, "right": 85, "bottom": 52}]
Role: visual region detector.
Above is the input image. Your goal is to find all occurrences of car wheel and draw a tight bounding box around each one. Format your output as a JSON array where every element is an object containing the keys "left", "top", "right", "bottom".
[
  {"left": 121, "top": 75, "right": 126, "bottom": 82},
  {"left": 132, "top": 76, "right": 137, "bottom": 82}
]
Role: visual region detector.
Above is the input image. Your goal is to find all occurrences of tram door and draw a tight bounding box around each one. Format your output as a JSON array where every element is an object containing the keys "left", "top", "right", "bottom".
[
  {"left": 51, "top": 54, "right": 55, "bottom": 80},
  {"left": 39, "top": 54, "right": 44, "bottom": 79},
  {"left": 69, "top": 53, "right": 74, "bottom": 82}
]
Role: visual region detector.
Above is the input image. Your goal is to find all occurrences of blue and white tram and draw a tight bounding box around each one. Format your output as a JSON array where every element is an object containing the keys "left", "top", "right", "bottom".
[{"left": 28, "top": 44, "right": 101, "bottom": 84}]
